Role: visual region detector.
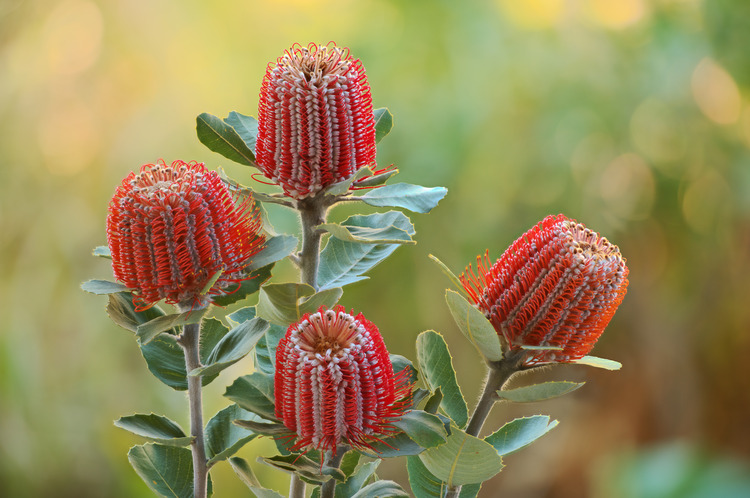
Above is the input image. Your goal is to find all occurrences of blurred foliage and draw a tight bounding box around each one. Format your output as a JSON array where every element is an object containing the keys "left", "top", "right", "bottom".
[{"left": 1, "top": 0, "right": 750, "bottom": 496}]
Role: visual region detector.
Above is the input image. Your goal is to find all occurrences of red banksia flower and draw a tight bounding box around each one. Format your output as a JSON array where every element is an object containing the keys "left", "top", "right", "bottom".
[
  {"left": 460, "top": 215, "right": 629, "bottom": 366},
  {"left": 106, "top": 160, "right": 264, "bottom": 310},
  {"left": 255, "top": 43, "right": 376, "bottom": 199},
  {"left": 274, "top": 306, "right": 410, "bottom": 453}
]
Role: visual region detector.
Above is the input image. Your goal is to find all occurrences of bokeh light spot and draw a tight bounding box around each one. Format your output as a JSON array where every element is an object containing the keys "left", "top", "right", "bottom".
[
  {"left": 497, "top": 0, "right": 565, "bottom": 29},
  {"left": 584, "top": 0, "right": 647, "bottom": 29},
  {"left": 43, "top": 0, "right": 103, "bottom": 76},
  {"left": 37, "top": 99, "right": 100, "bottom": 176},
  {"left": 691, "top": 58, "right": 742, "bottom": 125},
  {"left": 630, "top": 98, "right": 686, "bottom": 165}
]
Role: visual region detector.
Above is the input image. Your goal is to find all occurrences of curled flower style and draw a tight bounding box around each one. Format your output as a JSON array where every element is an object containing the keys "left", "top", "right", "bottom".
[
  {"left": 107, "top": 160, "right": 265, "bottom": 310},
  {"left": 274, "top": 306, "right": 411, "bottom": 454},
  {"left": 460, "top": 214, "right": 629, "bottom": 365},
  {"left": 255, "top": 42, "right": 377, "bottom": 199}
]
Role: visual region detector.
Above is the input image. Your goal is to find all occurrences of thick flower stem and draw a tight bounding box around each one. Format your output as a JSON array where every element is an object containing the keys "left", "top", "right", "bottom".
[
  {"left": 177, "top": 319, "right": 208, "bottom": 498},
  {"left": 289, "top": 474, "right": 305, "bottom": 498},
  {"left": 297, "top": 196, "right": 330, "bottom": 290},
  {"left": 320, "top": 446, "right": 349, "bottom": 498},
  {"left": 445, "top": 350, "right": 525, "bottom": 498}
]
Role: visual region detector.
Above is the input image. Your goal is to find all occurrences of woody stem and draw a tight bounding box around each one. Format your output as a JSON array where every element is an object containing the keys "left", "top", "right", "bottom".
[
  {"left": 298, "top": 196, "right": 330, "bottom": 291},
  {"left": 176, "top": 313, "right": 208, "bottom": 498},
  {"left": 445, "top": 350, "right": 525, "bottom": 498},
  {"left": 320, "top": 446, "right": 349, "bottom": 498}
]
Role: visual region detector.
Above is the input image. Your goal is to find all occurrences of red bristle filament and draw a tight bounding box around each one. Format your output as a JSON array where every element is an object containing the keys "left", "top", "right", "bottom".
[
  {"left": 274, "top": 306, "right": 411, "bottom": 454},
  {"left": 460, "top": 214, "right": 629, "bottom": 366},
  {"left": 106, "top": 159, "right": 265, "bottom": 310},
  {"left": 256, "top": 43, "right": 377, "bottom": 199}
]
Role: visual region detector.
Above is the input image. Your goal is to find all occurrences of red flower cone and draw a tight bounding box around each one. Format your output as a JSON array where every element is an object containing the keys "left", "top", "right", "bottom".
[
  {"left": 106, "top": 159, "right": 264, "bottom": 310},
  {"left": 274, "top": 306, "right": 411, "bottom": 454},
  {"left": 255, "top": 42, "right": 376, "bottom": 199},
  {"left": 460, "top": 214, "right": 629, "bottom": 365}
]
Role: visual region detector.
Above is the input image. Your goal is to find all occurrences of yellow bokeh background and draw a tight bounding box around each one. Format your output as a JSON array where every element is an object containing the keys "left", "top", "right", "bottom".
[{"left": 2, "top": 0, "right": 750, "bottom": 496}]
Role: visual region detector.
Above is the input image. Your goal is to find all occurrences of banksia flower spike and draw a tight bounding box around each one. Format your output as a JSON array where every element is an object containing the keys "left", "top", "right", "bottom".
[
  {"left": 460, "top": 214, "right": 629, "bottom": 366},
  {"left": 256, "top": 42, "right": 377, "bottom": 199},
  {"left": 107, "top": 159, "right": 265, "bottom": 310},
  {"left": 275, "top": 306, "right": 411, "bottom": 454}
]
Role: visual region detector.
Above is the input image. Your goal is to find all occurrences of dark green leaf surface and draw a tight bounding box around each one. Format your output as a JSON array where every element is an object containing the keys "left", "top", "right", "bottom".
[
  {"left": 254, "top": 321, "right": 286, "bottom": 375},
  {"left": 256, "top": 282, "right": 342, "bottom": 326},
  {"left": 136, "top": 308, "right": 207, "bottom": 345},
  {"left": 140, "top": 318, "right": 228, "bottom": 391},
  {"left": 485, "top": 415, "right": 558, "bottom": 456},
  {"left": 390, "top": 354, "right": 418, "bottom": 383},
  {"left": 358, "top": 431, "right": 427, "bottom": 458},
  {"left": 361, "top": 183, "right": 448, "bottom": 213},
  {"left": 204, "top": 404, "right": 258, "bottom": 466},
  {"left": 325, "top": 166, "right": 372, "bottom": 196},
  {"left": 247, "top": 235, "right": 298, "bottom": 271},
  {"left": 228, "top": 457, "right": 285, "bottom": 498},
  {"left": 261, "top": 454, "right": 346, "bottom": 485},
  {"left": 407, "top": 456, "right": 482, "bottom": 498},
  {"left": 190, "top": 317, "right": 269, "bottom": 378},
  {"left": 233, "top": 419, "right": 287, "bottom": 436},
  {"left": 127, "top": 444, "right": 196, "bottom": 498},
  {"left": 196, "top": 112, "right": 256, "bottom": 166},
  {"left": 317, "top": 211, "right": 416, "bottom": 290},
  {"left": 224, "top": 372, "right": 276, "bottom": 421},
  {"left": 115, "top": 414, "right": 191, "bottom": 446},
  {"left": 106, "top": 292, "right": 169, "bottom": 333},
  {"left": 335, "top": 460, "right": 380, "bottom": 498},
  {"left": 351, "top": 480, "right": 409, "bottom": 498},
  {"left": 211, "top": 263, "right": 273, "bottom": 307},
  {"left": 318, "top": 221, "right": 415, "bottom": 245},
  {"left": 419, "top": 426, "right": 504, "bottom": 486},
  {"left": 224, "top": 111, "right": 259, "bottom": 153},
  {"left": 392, "top": 410, "right": 449, "bottom": 449},
  {"left": 340, "top": 452, "right": 361, "bottom": 478},
  {"left": 445, "top": 290, "right": 503, "bottom": 362},
  {"left": 496, "top": 381, "right": 584, "bottom": 403},
  {"left": 354, "top": 168, "right": 398, "bottom": 187},
  {"left": 81, "top": 279, "right": 130, "bottom": 295},
  {"left": 416, "top": 331, "right": 468, "bottom": 428},
  {"left": 374, "top": 108, "right": 393, "bottom": 143}
]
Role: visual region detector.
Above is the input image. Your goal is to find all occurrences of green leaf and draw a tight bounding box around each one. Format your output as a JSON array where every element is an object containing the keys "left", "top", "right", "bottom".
[
  {"left": 359, "top": 431, "right": 427, "bottom": 458},
  {"left": 140, "top": 318, "right": 228, "bottom": 391},
  {"left": 351, "top": 480, "right": 409, "bottom": 498},
  {"left": 485, "top": 415, "right": 558, "bottom": 456},
  {"left": 318, "top": 222, "right": 415, "bottom": 245},
  {"left": 128, "top": 443, "right": 212, "bottom": 497},
  {"left": 247, "top": 235, "right": 298, "bottom": 271},
  {"left": 204, "top": 404, "right": 259, "bottom": 466},
  {"left": 229, "top": 457, "right": 285, "bottom": 498},
  {"left": 416, "top": 331, "right": 468, "bottom": 428},
  {"left": 254, "top": 321, "right": 286, "bottom": 375},
  {"left": 92, "top": 245, "right": 111, "bottom": 259},
  {"left": 419, "top": 426, "right": 504, "bottom": 486},
  {"left": 374, "top": 108, "right": 393, "bottom": 143},
  {"left": 392, "top": 410, "right": 449, "bottom": 449},
  {"left": 445, "top": 290, "right": 503, "bottom": 362},
  {"left": 428, "top": 254, "right": 468, "bottom": 298},
  {"left": 224, "top": 372, "right": 276, "bottom": 420},
  {"left": 496, "top": 381, "right": 584, "bottom": 403},
  {"left": 390, "top": 354, "right": 418, "bottom": 383},
  {"left": 212, "top": 264, "right": 273, "bottom": 307},
  {"left": 233, "top": 419, "right": 288, "bottom": 436},
  {"left": 318, "top": 211, "right": 416, "bottom": 290},
  {"left": 256, "top": 282, "right": 342, "bottom": 326},
  {"left": 136, "top": 308, "right": 207, "bottom": 345},
  {"left": 224, "top": 111, "right": 258, "bottom": 153},
  {"left": 114, "top": 414, "right": 192, "bottom": 446},
  {"left": 424, "top": 388, "right": 443, "bottom": 414},
  {"left": 360, "top": 183, "right": 448, "bottom": 214},
  {"left": 196, "top": 112, "right": 256, "bottom": 167},
  {"left": 354, "top": 168, "right": 398, "bottom": 188},
  {"left": 261, "top": 454, "right": 346, "bottom": 485},
  {"left": 335, "top": 460, "right": 380, "bottom": 498},
  {"left": 106, "top": 292, "right": 171, "bottom": 333},
  {"left": 189, "top": 317, "right": 270, "bottom": 378},
  {"left": 407, "top": 456, "right": 481, "bottom": 498},
  {"left": 518, "top": 344, "right": 563, "bottom": 351},
  {"left": 340, "top": 452, "right": 361, "bottom": 478},
  {"left": 81, "top": 279, "right": 130, "bottom": 295},
  {"left": 325, "top": 167, "right": 372, "bottom": 196},
  {"left": 572, "top": 355, "right": 622, "bottom": 370}
]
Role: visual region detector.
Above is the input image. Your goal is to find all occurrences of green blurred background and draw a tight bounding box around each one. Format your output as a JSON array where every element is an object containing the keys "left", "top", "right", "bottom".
[{"left": 2, "top": 0, "right": 750, "bottom": 496}]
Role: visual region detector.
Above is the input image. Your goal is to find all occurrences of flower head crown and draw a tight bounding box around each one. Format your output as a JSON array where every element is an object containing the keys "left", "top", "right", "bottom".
[
  {"left": 461, "top": 214, "right": 629, "bottom": 365},
  {"left": 107, "top": 159, "right": 264, "bottom": 310}
]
